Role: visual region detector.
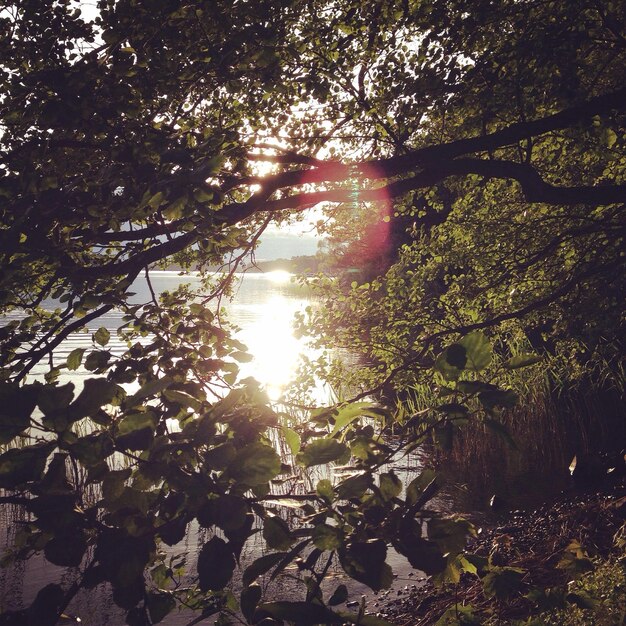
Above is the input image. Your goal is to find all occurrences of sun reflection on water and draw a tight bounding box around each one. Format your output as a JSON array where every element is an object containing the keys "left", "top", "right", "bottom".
[
  {"left": 265, "top": 269, "right": 292, "bottom": 284},
  {"left": 235, "top": 291, "right": 305, "bottom": 401}
]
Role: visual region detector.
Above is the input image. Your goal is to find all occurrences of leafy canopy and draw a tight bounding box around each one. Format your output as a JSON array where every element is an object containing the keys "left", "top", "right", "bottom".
[{"left": 0, "top": 0, "right": 624, "bottom": 624}]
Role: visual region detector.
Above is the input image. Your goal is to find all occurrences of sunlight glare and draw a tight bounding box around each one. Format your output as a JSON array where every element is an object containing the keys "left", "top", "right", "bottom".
[
  {"left": 265, "top": 269, "right": 292, "bottom": 284},
  {"left": 236, "top": 294, "right": 303, "bottom": 401}
]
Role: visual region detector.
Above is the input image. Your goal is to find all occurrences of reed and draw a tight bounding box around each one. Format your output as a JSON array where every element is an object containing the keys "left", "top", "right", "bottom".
[{"left": 427, "top": 336, "right": 625, "bottom": 507}]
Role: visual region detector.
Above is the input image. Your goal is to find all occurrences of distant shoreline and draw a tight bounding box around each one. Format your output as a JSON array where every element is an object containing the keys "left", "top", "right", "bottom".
[{"left": 159, "top": 254, "right": 325, "bottom": 275}]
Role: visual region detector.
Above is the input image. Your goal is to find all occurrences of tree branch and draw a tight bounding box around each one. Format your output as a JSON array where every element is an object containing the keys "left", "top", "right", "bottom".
[{"left": 59, "top": 88, "right": 626, "bottom": 280}]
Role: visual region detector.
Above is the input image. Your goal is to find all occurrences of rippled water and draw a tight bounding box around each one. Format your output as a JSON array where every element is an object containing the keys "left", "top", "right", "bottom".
[{"left": 0, "top": 271, "right": 437, "bottom": 624}]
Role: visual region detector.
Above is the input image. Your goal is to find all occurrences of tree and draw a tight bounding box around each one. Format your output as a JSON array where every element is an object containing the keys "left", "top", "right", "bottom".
[{"left": 0, "top": 1, "right": 624, "bottom": 624}]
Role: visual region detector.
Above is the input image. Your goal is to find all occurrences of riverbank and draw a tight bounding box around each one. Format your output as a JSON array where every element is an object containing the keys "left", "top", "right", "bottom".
[{"left": 381, "top": 478, "right": 626, "bottom": 625}]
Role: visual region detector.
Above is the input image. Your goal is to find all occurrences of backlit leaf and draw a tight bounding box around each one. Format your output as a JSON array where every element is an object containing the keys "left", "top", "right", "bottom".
[
  {"left": 282, "top": 426, "right": 301, "bottom": 455},
  {"left": 297, "top": 439, "right": 348, "bottom": 467},
  {"left": 482, "top": 566, "right": 526, "bottom": 600},
  {"left": 459, "top": 332, "right": 492, "bottom": 371},
  {"left": 339, "top": 539, "right": 392, "bottom": 592},
  {"left": 504, "top": 354, "right": 542, "bottom": 369},
  {"left": 66, "top": 347, "right": 85, "bottom": 370},
  {"left": 313, "top": 524, "right": 342, "bottom": 551},
  {"left": 263, "top": 516, "right": 293, "bottom": 550},
  {"left": 226, "top": 443, "right": 281, "bottom": 486},
  {"left": 93, "top": 326, "right": 110, "bottom": 347}
]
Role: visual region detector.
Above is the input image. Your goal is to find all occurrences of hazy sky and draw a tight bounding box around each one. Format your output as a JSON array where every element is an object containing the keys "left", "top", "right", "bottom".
[{"left": 254, "top": 231, "right": 319, "bottom": 261}]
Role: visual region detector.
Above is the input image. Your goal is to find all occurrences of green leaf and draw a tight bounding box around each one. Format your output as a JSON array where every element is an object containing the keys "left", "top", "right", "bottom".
[
  {"left": 329, "top": 402, "right": 379, "bottom": 437},
  {"left": 0, "top": 443, "right": 53, "bottom": 489},
  {"left": 193, "top": 187, "right": 214, "bottom": 203},
  {"left": 209, "top": 495, "right": 249, "bottom": 532},
  {"left": 38, "top": 452, "right": 72, "bottom": 494},
  {"left": 255, "top": 601, "right": 343, "bottom": 625},
  {"left": 0, "top": 384, "right": 36, "bottom": 444},
  {"left": 70, "top": 378, "right": 124, "bottom": 420},
  {"left": 37, "top": 383, "right": 74, "bottom": 415},
  {"left": 445, "top": 343, "right": 468, "bottom": 369},
  {"left": 231, "top": 351, "right": 253, "bottom": 363},
  {"left": 84, "top": 350, "right": 111, "bottom": 372},
  {"left": 316, "top": 478, "right": 334, "bottom": 502},
  {"left": 478, "top": 389, "right": 518, "bottom": 411},
  {"left": 148, "top": 191, "right": 165, "bottom": 208},
  {"left": 44, "top": 530, "right": 87, "bottom": 567},
  {"left": 379, "top": 471, "right": 402, "bottom": 501},
  {"left": 126, "top": 376, "right": 172, "bottom": 406},
  {"left": 406, "top": 469, "right": 438, "bottom": 506},
  {"left": 428, "top": 518, "right": 474, "bottom": 555},
  {"left": 226, "top": 443, "right": 281, "bottom": 486},
  {"left": 66, "top": 347, "right": 85, "bottom": 370},
  {"left": 339, "top": 539, "right": 392, "bottom": 592},
  {"left": 435, "top": 603, "right": 481, "bottom": 625},
  {"left": 148, "top": 592, "right": 176, "bottom": 624},
  {"left": 282, "top": 426, "right": 301, "bottom": 455},
  {"left": 203, "top": 443, "right": 236, "bottom": 470},
  {"left": 435, "top": 345, "right": 466, "bottom": 381},
  {"left": 0, "top": 405, "right": 30, "bottom": 444},
  {"left": 566, "top": 590, "right": 599, "bottom": 610},
  {"left": 336, "top": 473, "right": 371, "bottom": 500},
  {"left": 162, "top": 388, "right": 202, "bottom": 411},
  {"left": 394, "top": 525, "right": 446, "bottom": 575},
  {"left": 102, "top": 468, "right": 131, "bottom": 501},
  {"left": 461, "top": 553, "right": 489, "bottom": 576},
  {"left": 482, "top": 566, "right": 526, "bottom": 600},
  {"left": 458, "top": 556, "right": 478, "bottom": 576},
  {"left": 70, "top": 433, "right": 114, "bottom": 467},
  {"left": 313, "top": 523, "right": 343, "bottom": 551},
  {"left": 504, "top": 354, "right": 542, "bottom": 369},
  {"left": 162, "top": 197, "right": 186, "bottom": 220},
  {"left": 240, "top": 583, "right": 262, "bottom": 622},
  {"left": 263, "top": 516, "right": 293, "bottom": 550},
  {"left": 459, "top": 332, "right": 492, "bottom": 370},
  {"left": 556, "top": 541, "right": 595, "bottom": 579},
  {"left": 297, "top": 439, "right": 348, "bottom": 467},
  {"left": 198, "top": 537, "right": 235, "bottom": 591},
  {"left": 93, "top": 326, "right": 111, "bottom": 347},
  {"left": 526, "top": 586, "right": 567, "bottom": 611},
  {"left": 242, "top": 552, "right": 288, "bottom": 587},
  {"left": 29, "top": 584, "right": 64, "bottom": 626},
  {"left": 435, "top": 333, "right": 491, "bottom": 380},
  {"left": 116, "top": 411, "right": 157, "bottom": 450},
  {"left": 44, "top": 367, "right": 61, "bottom": 383},
  {"left": 606, "top": 128, "right": 618, "bottom": 148}
]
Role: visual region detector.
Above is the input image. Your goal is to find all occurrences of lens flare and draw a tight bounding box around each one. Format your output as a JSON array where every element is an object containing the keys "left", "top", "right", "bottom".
[{"left": 299, "top": 162, "right": 393, "bottom": 269}]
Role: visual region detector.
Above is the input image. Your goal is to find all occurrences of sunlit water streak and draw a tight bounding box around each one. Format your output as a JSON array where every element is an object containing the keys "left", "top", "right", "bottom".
[{"left": 4, "top": 271, "right": 319, "bottom": 400}]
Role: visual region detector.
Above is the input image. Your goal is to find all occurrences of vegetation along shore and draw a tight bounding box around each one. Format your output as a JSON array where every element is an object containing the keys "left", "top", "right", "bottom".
[{"left": 0, "top": 1, "right": 624, "bottom": 625}]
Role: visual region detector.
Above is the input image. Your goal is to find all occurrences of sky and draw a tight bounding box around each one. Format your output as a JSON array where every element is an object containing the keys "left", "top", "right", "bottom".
[{"left": 254, "top": 231, "right": 319, "bottom": 261}]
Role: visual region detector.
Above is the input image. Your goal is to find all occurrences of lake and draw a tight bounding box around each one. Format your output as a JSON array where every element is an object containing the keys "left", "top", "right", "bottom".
[
  {"left": 3, "top": 270, "right": 317, "bottom": 401},
  {"left": 0, "top": 271, "right": 431, "bottom": 624}
]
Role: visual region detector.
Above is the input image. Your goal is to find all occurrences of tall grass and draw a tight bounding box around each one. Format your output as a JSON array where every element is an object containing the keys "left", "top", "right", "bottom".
[{"left": 400, "top": 336, "right": 625, "bottom": 508}]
